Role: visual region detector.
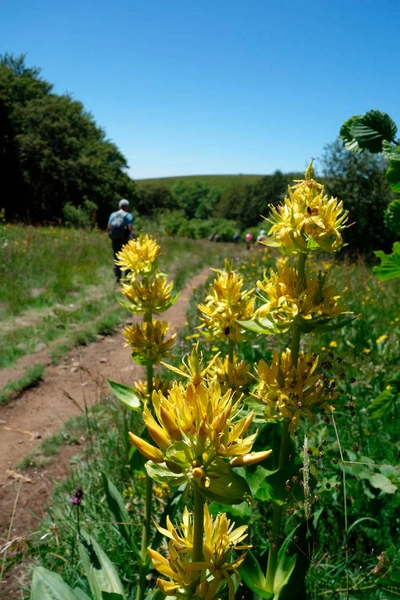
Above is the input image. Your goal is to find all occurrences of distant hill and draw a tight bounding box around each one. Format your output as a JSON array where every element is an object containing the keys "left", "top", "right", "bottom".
[{"left": 135, "top": 174, "right": 265, "bottom": 191}]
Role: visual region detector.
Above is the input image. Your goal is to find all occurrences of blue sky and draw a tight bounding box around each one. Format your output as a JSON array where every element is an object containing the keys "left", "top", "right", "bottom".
[{"left": 1, "top": 0, "right": 399, "bottom": 179}]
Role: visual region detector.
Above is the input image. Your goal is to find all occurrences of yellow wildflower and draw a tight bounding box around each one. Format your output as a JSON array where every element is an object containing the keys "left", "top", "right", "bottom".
[
  {"left": 208, "top": 355, "right": 253, "bottom": 398},
  {"left": 329, "top": 340, "right": 338, "bottom": 348},
  {"left": 253, "top": 349, "right": 337, "bottom": 429},
  {"left": 256, "top": 264, "right": 349, "bottom": 331},
  {"left": 376, "top": 334, "right": 388, "bottom": 344},
  {"left": 123, "top": 320, "right": 176, "bottom": 365},
  {"left": 120, "top": 274, "right": 177, "bottom": 314},
  {"left": 149, "top": 505, "right": 250, "bottom": 600},
  {"left": 198, "top": 260, "right": 255, "bottom": 342},
  {"left": 115, "top": 233, "right": 161, "bottom": 279},
  {"left": 265, "top": 162, "right": 348, "bottom": 255}
]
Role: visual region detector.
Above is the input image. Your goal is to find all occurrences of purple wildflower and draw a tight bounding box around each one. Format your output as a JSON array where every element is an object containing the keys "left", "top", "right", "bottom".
[{"left": 69, "top": 486, "right": 84, "bottom": 506}]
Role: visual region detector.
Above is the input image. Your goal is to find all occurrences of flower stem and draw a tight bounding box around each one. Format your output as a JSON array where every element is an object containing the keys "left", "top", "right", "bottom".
[
  {"left": 228, "top": 338, "right": 235, "bottom": 382},
  {"left": 136, "top": 472, "right": 153, "bottom": 600},
  {"left": 265, "top": 250, "right": 307, "bottom": 592},
  {"left": 192, "top": 486, "right": 205, "bottom": 563},
  {"left": 265, "top": 419, "right": 290, "bottom": 591}
]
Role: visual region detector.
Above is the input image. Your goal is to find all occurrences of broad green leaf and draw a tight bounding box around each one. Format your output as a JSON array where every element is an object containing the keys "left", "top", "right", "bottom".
[
  {"left": 193, "top": 469, "right": 252, "bottom": 505},
  {"left": 146, "top": 461, "right": 189, "bottom": 487},
  {"left": 101, "top": 594, "right": 125, "bottom": 600},
  {"left": 340, "top": 115, "right": 364, "bottom": 152},
  {"left": 239, "top": 550, "right": 273, "bottom": 599},
  {"left": 73, "top": 591, "right": 91, "bottom": 600},
  {"left": 30, "top": 566, "right": 82, "bottom": 600},
  {"left": 382, "top": 140, "right": 400, "bottom": 161},
  {"left": 369, "top": 473, "right": 397, "bottom": 494},
  {"left": 350, "top": 110, "right": 397, "bottom": 153},
  {"left": 367, "top": 389, "right": 395, "bottom": 419},
  {"left": 384, "top": 199, "right": 400, "bottom": 235},
  {"left": 101, "top": 473, "right": 140, "bottom": 557},
  {"left": 79, "top": 529, "right": 125, "bottom": 600},
  {"left": 273, "top": 520, "right": 314, "bottom": 599},
  {"left": 373, "top": 242, "right": 400, "bottom": 280},
  {"left": 208, "top": 500, "right": 253, "bottom": 519},
  {"left": 107, "top": 380, "right": 141, "bottom": 410},
  {"left": 386, "top": 160, "right": 400, "bottom": 193},
  {"left": 239, "top": 318, "right": 285, "bottom": 335}
]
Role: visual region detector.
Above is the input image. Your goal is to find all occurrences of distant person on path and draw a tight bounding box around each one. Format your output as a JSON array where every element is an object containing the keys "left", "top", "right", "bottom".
[
  {"left": 107, "top": 199, "right": 133, "bottom": 282},
  {"left": 256, "top": 229, "right": 267, "bottom": 246},
  {"left": 245, "top": 232, "right": 253, "bottom": 250},
  {"left": 232, "top": 231, "right": 240, "bottom": 244}
]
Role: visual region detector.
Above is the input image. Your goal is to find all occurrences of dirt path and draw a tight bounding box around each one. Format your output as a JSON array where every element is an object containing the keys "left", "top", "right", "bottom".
[{"left": 0, "top": 268, "right": 210, "bottom": 597}]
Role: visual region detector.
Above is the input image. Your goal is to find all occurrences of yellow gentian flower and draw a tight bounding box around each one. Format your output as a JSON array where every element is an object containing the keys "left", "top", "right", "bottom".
[
  {"left": 115, "top": 233, "right": 161, "bottom": 279},
  {"left": 253, "top": 349, "right": 337, "bottom": 429},
  {"left": 123, "top": 320, "right": 176, "bottom": 365}
]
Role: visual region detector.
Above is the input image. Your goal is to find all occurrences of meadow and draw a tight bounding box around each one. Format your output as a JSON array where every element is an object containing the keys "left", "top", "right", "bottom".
[{"left": 1, "top": 216, "right": 400, "bottom": 599}]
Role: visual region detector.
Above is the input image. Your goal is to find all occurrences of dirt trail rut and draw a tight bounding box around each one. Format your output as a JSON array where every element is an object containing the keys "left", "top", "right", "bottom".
[{"left": 0, "top": 269, "right": 210, "bottom": 596}]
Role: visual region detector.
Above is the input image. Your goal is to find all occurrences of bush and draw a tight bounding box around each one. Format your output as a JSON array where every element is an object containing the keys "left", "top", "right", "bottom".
[{"left": 63, "top": 199, "right": 97, "bottom": 229}]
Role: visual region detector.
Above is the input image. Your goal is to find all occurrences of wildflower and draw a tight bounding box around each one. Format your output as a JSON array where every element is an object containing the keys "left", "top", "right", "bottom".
[
  {"left": 329, "top": 340, "right": 338, "bottom": 348},
  {"left": 253, "top": 349, "right": 337, "bottom": 430},
  {"left": 265, "top": 162, "right": 349, "bottom": 255},
  {"left": 69, "top": 486, "right": 83, "bottom": 506},
  {"left": 123, "top": 320, "right": 176, "bottom": 366},
  {"left": 376, "top": 334, "right": 388, "bottom": 344},
  {"left": 115, "top": 233, "right": 161, "bottom": 279},
  {"left": 363, "top": 348, "right": 371, "bottom": 354},
  {"left": 208, "top": 355, "right": 253, "bottom": 398},
  {"left": 256, "top": 265, "right": 349, "bottom": 332},
  {"left": 198, "top": 260, "right": 255, "bottom": 342},
  {"left": 120, "top": 274, "right": 177, "bottom": 314},
  {"left": 149, "top": 505, "right": 250, "bottom": 600}
]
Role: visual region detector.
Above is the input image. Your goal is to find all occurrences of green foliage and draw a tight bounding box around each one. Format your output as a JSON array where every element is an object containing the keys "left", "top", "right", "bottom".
[
  {"left": 63, "top": 200, "right": 98, "bottom": 229},
  {"left": 373, "top": 242, "right": 400, "bottom": 280},
  {"left": 384, "top": 199, "right": 400, "bottom": 235},
  {"left": 0, "top": 53, "right": 135, "bottom": 226},
  {"left": 340, "top": 109, "right": 398, "bottom": 154},
  {"left": 321, "top": 139, "right": 396, "bottom": 255}
]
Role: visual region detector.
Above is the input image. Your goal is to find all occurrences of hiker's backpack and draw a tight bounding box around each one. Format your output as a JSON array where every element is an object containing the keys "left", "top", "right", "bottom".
[{"left": 109, "top": 210, "right": 127, "bottom": 240}]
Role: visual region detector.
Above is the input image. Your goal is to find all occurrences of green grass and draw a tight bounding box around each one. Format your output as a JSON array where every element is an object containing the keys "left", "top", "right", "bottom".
[
  {"left": 0, "top": 363, "right": 44, "bottom": 404},
  {"left": 135, "top": 173, "right": 265, "bottom": 192}
]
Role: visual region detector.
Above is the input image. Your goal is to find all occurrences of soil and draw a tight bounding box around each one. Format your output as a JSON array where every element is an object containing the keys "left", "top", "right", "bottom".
[{"left": 0, "top": 268, "right": 210, "bottom": 599}]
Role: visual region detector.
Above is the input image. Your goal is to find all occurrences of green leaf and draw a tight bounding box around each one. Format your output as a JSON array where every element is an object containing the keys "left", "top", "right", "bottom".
[
  {"left": 239, "top": 318, "right": 286, "bottom": 335},
  {"left": 350, "top": 110, "right": 398, "bottom": 153},
  {"left": 369, "top": 473, "right": 397, "bottom": 494},
  {"left": 373, "top": 242, "right": 400, "bottom": 280},
  {"left": 239, "top": 550, "right": 273, "bottom": 599},
  {"left": 107, "top": 380, "right": 141, "bottom": 410},
  {"left": 193, "top": 470, "right": 252, "bottom": 505},
  {"left": 30, "top": 566, "right": 83, "bottom": 600},
  {"left": 208, "top": 501, "right": 253, "bottom": 519},
  {"left": 145, "top": 461, "right": 189, "bottom": 487},
  {"left": 73, "top": 591, "right": 91, "bottom": 600},
  {"left": 78, "top": 529, "right": 125, "bottom": 600},
  {"left": 340, "top": 115, "right": 364, "bottom": 152},
  {"left": 386, "top": 160, "right": 400, "bottom": 193},
  {"left": 382, "top": 140, "right": 400, "bottom": 161},
  {"left": 367, "top": 389, "right": 395, "bottom": 419},
  {"left": 101, "top": 473, "right": 140, "bottom": 557},
  {"left": 384, "top": 199, "right": 400, "bottom": 235}
]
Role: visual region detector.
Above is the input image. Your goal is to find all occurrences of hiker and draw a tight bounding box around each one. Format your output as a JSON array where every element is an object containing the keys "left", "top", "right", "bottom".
[
  {"left": 107, "top": 199, "right": 133, "bottom": 282},
  {"left": 245, "top": 232, "right": 253, "bottom": 250},
  {"left": 256, "top": 229, "right": 267, "bottom": 245},
  {"left": 232, "top": 232, "right": 240, "bottom": 244}
]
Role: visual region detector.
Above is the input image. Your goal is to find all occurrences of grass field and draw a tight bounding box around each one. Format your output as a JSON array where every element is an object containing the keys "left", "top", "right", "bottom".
[
  {"left": 135, "top": 173, "right": 265, "bottom": 191},
  {"left": 1, "top": 227, "right": 400, "bottom": 599}
]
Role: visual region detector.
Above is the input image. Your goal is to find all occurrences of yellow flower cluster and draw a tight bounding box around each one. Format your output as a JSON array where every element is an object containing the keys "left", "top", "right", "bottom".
[
  {"left": 253, "top": 349, "right": 337, "bottom": 429},
  {"left": 120, "top": 273, "right": 176, "bottom": 314},
  {"left": 256, "top": 264, "right": 349, "bottom": 331},
  {"left": 208, "top": 355, "right": 253, "bottom": 398},
  {"left": 265, "top": 165, "right": 348, "bottom": 255},
  {"left": 148, "top": 505, "right": 250, "bottom": 600},
  {"left": 198, "top": 260, "right": 255, "bottom": 342},
  {"left": 123, "top": 320, "right": 176, "bottom": 366},
  {"left": 115, "top": 233, "right": 161, "bottom": 279},
  {"left": 129, "top": 348, "right": 271, "bottom": 485}
]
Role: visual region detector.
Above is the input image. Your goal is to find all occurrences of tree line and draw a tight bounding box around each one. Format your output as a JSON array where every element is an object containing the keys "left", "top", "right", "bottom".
[{"left": 1, "top": 54, "right": 396, "bottom": 255}]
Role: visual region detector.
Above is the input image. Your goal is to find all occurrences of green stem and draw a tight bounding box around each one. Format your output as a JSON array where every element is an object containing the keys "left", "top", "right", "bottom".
[
  {"left": 136, "top": 473, "right": 153, "bottom": 600},
  {"left": 265, "top": 420, "right": 290, "bottom": 591},
  {"left": 228, "top": 338, "right": 235, "bottom": 382},
  {"left": 265, "top": 250, "right": 307, "bottom": 592},
  {"left": 192, "top": 486, "right": 205, "bottom": 563}
]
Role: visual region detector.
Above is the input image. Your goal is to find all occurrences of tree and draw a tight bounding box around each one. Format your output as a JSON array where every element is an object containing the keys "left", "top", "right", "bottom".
[
  {"left": 320, "top": 139, "right": 395, "bottom": 256},
  {"left": 172, "top": 180, "right": 220, "bottom": 220},
  {"left": 0, "top": 53, "right": 135, "bottom": 225}
]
